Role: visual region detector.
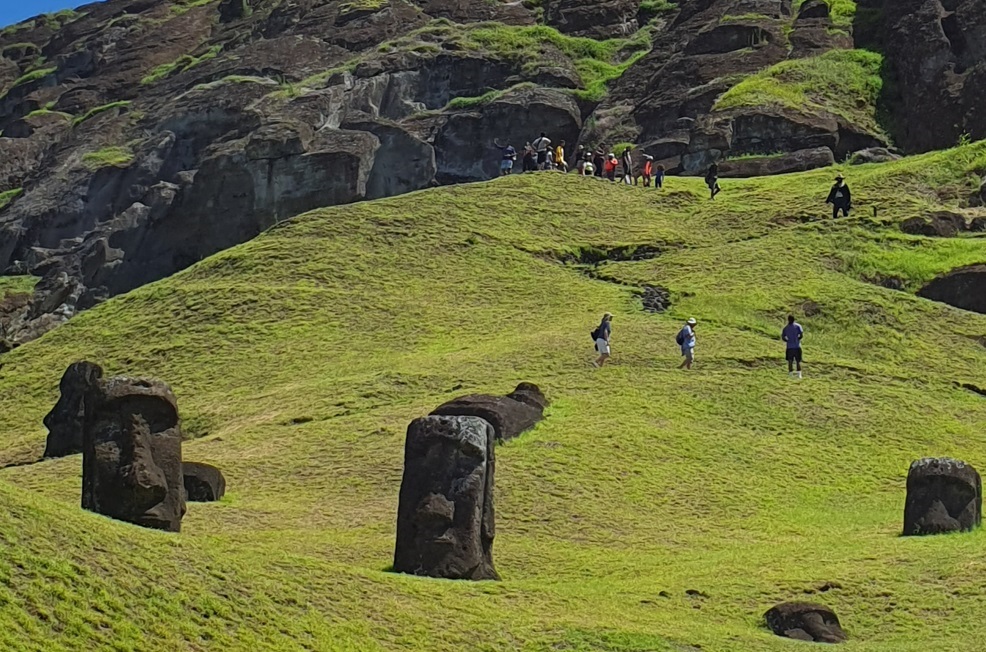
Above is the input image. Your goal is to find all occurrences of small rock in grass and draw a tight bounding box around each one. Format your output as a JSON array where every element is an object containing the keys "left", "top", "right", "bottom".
[{"left": 765, "top": 602, "right": 847, "bottom": 643}]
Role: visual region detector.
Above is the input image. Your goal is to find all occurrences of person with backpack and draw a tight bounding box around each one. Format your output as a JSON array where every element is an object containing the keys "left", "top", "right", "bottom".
[
  {"left": 592, "top": 312, "right": 613, "bottom": 367},
  {"left": 781, "top": 315, "right": 804, "bottom": 378},
  {"left": 676, "top": 318, "right": 697, "bottom": 369},
  {"left": 705, "top": 164, "right": 721, "bottom": 200},
  {"left": 493, "top": 139, "right": 516, "bottom": 177},
  {"left": 532, "top": 132, "right": 551, "bottom": 170},
  {"left": 655, "top": 164, "right": 665, "bottom": 189},
  {"left": 826, "top": 174, "right": 852, "bottom": 219}
]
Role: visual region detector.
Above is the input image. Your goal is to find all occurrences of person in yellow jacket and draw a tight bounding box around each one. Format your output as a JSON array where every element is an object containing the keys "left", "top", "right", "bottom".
[{"left": 555, "top": 140, "right": 568, "bottom": 173}]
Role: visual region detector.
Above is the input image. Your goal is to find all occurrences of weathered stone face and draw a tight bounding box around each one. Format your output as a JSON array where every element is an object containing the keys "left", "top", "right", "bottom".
[
  {"left": 765, "top": 602, "right": 847, "bottom": 643},
  {"left": 82, "top": 377, "right": 186, "bottom": 532},
  {"left": 43, "top": 361, "right": 103, "bottom": 458},
  {"left": 394, "top": 415, "right": 497, "bottom": 580},
  {"left": 903, "top": 457, "right": 981, "bottom": 536}
]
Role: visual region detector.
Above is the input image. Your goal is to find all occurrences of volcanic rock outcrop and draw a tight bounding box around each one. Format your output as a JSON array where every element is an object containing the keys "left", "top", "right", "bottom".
[
  {"left": 431, "top": 382, "right": 547, "bottom": 441},
  {"left": 764, "top": 602, "right": 847, "bottom": 643},
  {"left": 43, "top": 360, "right": 103, "bottom": 458},
  {"left": 1, "top": 0, "right": 985, "bottom": 343},
  {"left": 182, "top": 461, "right": 226, "bottom": 502},
  {"left": 394, "top": 415, "right": 497, "bottom": 580},
  {"left": 82, "top": 375, "right": 186, "bottom": 532},
  {"left": 903, "top": 457, "right": 981, "bottom": 536}
]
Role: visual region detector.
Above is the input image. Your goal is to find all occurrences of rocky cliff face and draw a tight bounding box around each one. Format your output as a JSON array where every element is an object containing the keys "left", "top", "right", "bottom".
[{"left": 0, "top": 0, "right": 983, "bottom": 348}]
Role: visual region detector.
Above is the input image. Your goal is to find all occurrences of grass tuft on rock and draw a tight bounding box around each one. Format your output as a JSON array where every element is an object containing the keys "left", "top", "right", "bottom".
[
  {"left": 81, "top": 146, "right": 135, "bottom": 171},
  {"left": 715, "top": 48, "right": 885, "bottom": 136}
]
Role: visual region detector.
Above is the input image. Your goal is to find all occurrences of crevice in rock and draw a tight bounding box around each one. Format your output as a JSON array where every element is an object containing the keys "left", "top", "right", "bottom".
[{"left": 956, "top": 381, "right": 986, "bottom": 397}]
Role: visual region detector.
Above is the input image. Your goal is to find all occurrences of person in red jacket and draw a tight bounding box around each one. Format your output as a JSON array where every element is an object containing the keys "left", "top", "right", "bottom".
[
  {"left": 639, "top": 154, "right": 654, "bottom": 187},
  {"left": 604, "top": 153, "right": 618, "bottom": 182}
]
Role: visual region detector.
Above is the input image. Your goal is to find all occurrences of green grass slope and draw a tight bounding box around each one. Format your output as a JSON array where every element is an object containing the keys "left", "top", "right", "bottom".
[{"left": 0, "top": 143, "right": 985, "bottom": 651}]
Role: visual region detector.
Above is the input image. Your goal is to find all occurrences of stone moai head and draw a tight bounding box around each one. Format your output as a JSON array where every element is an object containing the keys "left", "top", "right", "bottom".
[
  {"left": 82, "top": 377, "right": 186, "bottom": 532},
  {"left": 393, "top": 415, "right": 498, "bottom": 580},
  {"left": 43, "top": 361, "right": 104, "bottom": 458},
  {"left": 903, "top": 457, "right": 981, "bottom": 536}
]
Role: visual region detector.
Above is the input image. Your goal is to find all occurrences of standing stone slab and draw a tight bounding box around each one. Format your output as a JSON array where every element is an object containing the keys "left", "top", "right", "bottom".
[
  {"left": 903, "top": 457, "right": 981, "bottom": 536},
  {"left": 394, "top": 415, "right": 498, "bottom": 580},
  {"left": 82, "top": 377, "right": 186, "bottom": 532},
  {"left": 43, "top": 361, "right": 104, "bottom": 458},
  {"left": 765, "top": 602, "right": 847, "bottom": 643}
]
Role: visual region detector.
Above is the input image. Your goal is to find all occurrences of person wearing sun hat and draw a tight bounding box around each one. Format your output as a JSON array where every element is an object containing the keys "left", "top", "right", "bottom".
[
  {"left": 592, "top": 312, "right": 613, "bottom": 367},
  {"left": 676, "top": 317, "right": 698, "bottom": 370},
  {"left": 826, "top": 173, "right": 852, "bottom": 219}
]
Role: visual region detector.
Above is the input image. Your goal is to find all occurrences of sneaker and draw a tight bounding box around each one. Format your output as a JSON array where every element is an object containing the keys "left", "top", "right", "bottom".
[{"left": 797, "top": 371, "right": 803, "bottom": 379}]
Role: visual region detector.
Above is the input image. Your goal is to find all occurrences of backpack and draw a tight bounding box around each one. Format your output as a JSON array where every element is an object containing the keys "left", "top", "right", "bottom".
[
  {"left": 590, "top": 327, "right": 600, "bottom": 341},
  {"left": 675, "top": 328, "right": 685, "bottom": 346}
]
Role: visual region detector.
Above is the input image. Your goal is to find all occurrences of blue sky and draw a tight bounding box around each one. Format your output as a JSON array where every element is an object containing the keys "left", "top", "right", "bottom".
[{"left": 0, "top": 0, "right": 91, "bottom": 30}]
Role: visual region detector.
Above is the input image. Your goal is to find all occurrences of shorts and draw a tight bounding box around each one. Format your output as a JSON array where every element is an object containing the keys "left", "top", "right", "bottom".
[
  {"left": 595, "top": 338, "right": 610, "bottom": 355},
  {"left": 537, "top": 150, "right": 548, "bottom": 165},
  {"left": 786, "top": 347, "right": 803, "bottom": 363},
  {"left": 500, "top": 159, "right": 514, "bottom": 171},
  {"left": 682, "top": 346, "right": 694, "bottom": 361}
]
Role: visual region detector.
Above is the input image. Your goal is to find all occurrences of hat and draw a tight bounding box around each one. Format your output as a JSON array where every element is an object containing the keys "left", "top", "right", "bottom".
[
  {"left": 608, "top": 152, "right": 615, "bottom": 157},
  {"left": 687, "top": 318, "right": 697, "bottom": 325},
  {"left": 643, "top": 154, "right": 654, "bottom": 160},
  {"left": 835, "top": 174, "right": 845, "bottom": 180}
]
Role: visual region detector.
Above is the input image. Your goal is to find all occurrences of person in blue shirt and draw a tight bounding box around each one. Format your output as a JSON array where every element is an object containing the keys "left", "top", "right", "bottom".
[
  {"left": 494, "top": 139, "right": 517, "bottom": 176},
  {"left": 677, "top": 318, "right": 697, "bottom": 369},
  {"left": 782, "top": 315, "right": 804, "bottom": 378}
]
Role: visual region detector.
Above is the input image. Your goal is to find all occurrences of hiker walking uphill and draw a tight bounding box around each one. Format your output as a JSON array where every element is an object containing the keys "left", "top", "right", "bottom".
[
  {"left": 676, "top": 318, "right": 697, "bottom": 370},
  {"left": 592, "top": 313, "right": 613, "bottom": 367},
  {"left": 705, "top": 164, "right": 721, "bottom": 200},
  {"left": 782, "top": 315, "right": 804, "bottom": 379},
  {"left": 532, "top": 132, "right": 552, "bottom": 170},
  {"left": 493, "top": 139, "right": 516, "bottom": 176},
  {"left": 826, "top": 174, "right": 852, "bottom": 218}
]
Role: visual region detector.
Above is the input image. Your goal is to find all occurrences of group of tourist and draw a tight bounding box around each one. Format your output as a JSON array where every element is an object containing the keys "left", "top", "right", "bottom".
[
  {"left": 497, "top": 134, "right": 856, "bottom": 216},
  {"left": 495, "top": 136, "right": 666, "bottom": 188},
  {"left": 592, "top": 313, "right": 805, "bottom": 377}
]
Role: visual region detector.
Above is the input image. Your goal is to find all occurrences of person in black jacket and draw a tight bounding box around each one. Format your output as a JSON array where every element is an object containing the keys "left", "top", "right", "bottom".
[
  {"left": 826, "top": 174, "right": 852, "bottom": 218},
  {"left": 705, "top": 163, "right": 721, "bottom": 200}
]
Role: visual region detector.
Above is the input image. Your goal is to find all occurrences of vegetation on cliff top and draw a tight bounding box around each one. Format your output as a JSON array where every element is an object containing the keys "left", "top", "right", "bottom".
[
  {"left": 0, "top": 141, "right": 983, "bottom": 650},
  {"left": 715, "top": 48, "right": 886, "bottom": 136}
]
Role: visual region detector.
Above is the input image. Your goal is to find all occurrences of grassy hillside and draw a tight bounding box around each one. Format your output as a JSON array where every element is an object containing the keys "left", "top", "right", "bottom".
[{"left": 0, "top": 143, "right": 984, "bottom": 651}]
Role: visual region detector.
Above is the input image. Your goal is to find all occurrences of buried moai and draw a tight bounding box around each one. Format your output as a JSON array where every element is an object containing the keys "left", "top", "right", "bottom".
[
  {"left": 393, "top": 415, "right": 498, "bottom": 580},
  {"left": 903, "top": 457, "right": 981, "bottom": 536},
  {"left": 765, "top": 602, "right": 847, "bottom": 643},
  {"left": 182, "top": 461, "right": 226, "bottom": 502},
  {"left": 43, "top": 361, "right": 104, "bottom": 458},
  {"left": 431, "top": 382, "right": 548, "bottom": 442},
  {"left": 82, "top": 375, "right": 186, "bottom": 532}
]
